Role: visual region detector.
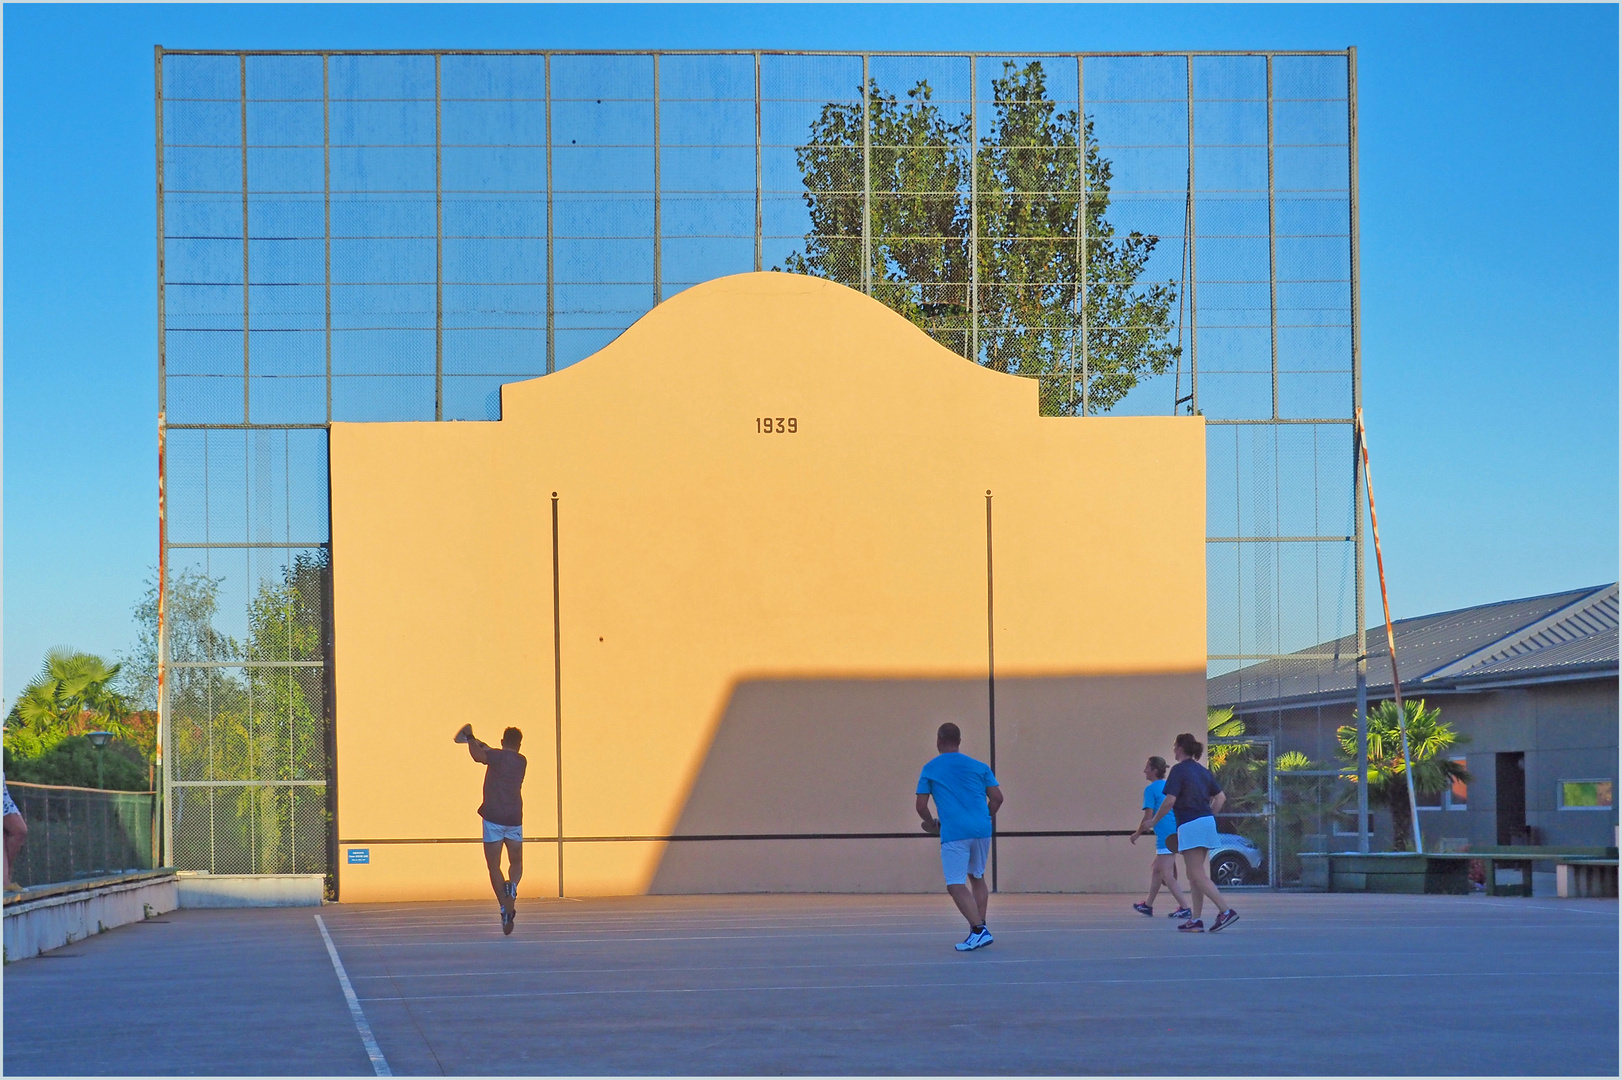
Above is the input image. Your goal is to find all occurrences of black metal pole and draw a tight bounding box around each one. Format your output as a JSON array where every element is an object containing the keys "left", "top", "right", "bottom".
[{"left": 986, "top": 490, "right": 997, "bottom": 893}]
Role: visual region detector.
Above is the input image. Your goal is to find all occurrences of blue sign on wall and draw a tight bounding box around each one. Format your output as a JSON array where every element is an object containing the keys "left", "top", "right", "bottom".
[{"left": 347, "top": 848, "right": 370, "bottom": 864}]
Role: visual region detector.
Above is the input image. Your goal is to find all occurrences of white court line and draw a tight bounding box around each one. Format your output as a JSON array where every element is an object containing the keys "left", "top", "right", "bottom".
[
  {"left": 315, "top": 914, "right": 393, "bottom": 1077},
  {"left": 329, "top": 919, "right": 1601, "bottom": 948},
  {"left": 358, "top": 968, "right": 1616, "bottom": 1004},
  {"left": 345, "top": 943, "right": 1576, "bottom": 981}
]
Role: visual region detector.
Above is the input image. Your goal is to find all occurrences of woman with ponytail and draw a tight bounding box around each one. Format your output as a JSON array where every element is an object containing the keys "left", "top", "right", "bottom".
[{"left": 1146, "top": 733, "right": 1239, "bottom": 932}]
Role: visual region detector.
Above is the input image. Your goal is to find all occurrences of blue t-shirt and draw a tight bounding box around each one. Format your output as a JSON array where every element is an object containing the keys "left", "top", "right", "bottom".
[
  {"left": 916, "top": 752, "right": 999, "bottom": 842},
  {"left": 1142, "top": 780, "right": 1176, "bottom": 844},
  {"left": 1163, "top": 758, "right": 1222, "bottom": 827}
]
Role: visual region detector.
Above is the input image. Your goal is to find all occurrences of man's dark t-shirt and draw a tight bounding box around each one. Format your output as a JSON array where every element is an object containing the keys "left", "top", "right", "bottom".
[
  {"left": 1162, "top": 758, "right": 1222, "bottom": 826},
  {"left": 479, "top": 748, "right": 526, "bottom": 827}
]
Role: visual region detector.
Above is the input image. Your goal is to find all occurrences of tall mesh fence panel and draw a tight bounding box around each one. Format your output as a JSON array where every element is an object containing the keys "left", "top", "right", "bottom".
[{"left": 159, "top": 50, "right": 1360, "bottom": 885}]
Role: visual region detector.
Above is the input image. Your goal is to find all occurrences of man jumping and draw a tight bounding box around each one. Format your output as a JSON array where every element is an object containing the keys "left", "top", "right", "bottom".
[
  {"left": 916, "top": 722, "right": 1003, "bottom": 951},
  {"left": 456, "top": 724, "right": 526, "bottom": 935}
]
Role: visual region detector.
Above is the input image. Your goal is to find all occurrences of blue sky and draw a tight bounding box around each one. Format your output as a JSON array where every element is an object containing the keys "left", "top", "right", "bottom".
[{"left": 5, "top": 4, "right": 1617, "bottom": 706}]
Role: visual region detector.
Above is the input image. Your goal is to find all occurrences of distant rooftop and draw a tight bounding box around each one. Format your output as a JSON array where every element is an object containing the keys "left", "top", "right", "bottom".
[{"left": 1209, "top": 584, "right": 1619, "bottom": 712}]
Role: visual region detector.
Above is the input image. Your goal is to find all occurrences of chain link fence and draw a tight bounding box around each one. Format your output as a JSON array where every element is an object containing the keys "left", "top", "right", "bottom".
[
  {"left": 158, "top": 49, "right": 1361, "bottom": 887},
  {"left": 7, "top": 782, "right": 159, "bottom": 888}
]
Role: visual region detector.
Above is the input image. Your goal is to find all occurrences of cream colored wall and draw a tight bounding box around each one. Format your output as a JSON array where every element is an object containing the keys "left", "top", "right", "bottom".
[{"left": 330, "top": 272, "right": 1204, "bottom": 901}]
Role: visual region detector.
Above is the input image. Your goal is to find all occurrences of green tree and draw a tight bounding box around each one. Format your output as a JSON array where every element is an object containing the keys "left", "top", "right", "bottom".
[
  {"left": 1336, "top": 699, "right": 1471, "bottom": 852},
  {"left": 1204, "top": 707, "right": 1265, "bottom": 815},
  {"left": 4, "top": 650, "right": 133, "bottom": 762},
  {"left": 4, "top": 735, "right": 151, "bottom": 791},
  {"left": 128, "top": 555, "right": 330, "bottom": 873},
  {"left": 786, "top": 60, "right": 1180, "bottom": 415}
]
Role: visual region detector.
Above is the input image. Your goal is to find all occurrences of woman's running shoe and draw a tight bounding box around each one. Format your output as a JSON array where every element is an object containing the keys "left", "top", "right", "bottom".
[
  {"left": 1177, "top": 918, "right": 1205, "bottom": 932},
  {"left": 1132, "top": 902, "right": 1154, "bottom": 916},
  {"left": 1210, "top": 908, "right": 1240, "bottom": 932},
  {"left": 1168, "top": 907, "right": 1193, "bottom": 919}
]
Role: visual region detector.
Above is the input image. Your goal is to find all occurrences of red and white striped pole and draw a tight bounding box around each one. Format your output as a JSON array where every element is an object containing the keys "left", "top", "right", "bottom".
[{"left": 1356, "top": 408, "right": 1422, "bottom": 854}]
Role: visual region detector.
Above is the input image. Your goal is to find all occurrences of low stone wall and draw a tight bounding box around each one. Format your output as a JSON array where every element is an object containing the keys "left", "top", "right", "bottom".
[
  {"left": 3, "top": 870, "right": 178, "bottom": 961},
  {"left": 175, "top": 872, "right": 325, "bottom": 908}
]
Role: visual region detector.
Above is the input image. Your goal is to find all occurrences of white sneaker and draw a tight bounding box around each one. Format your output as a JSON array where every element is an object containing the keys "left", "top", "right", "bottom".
[{"left": 954, "top": 926, "right": 993, "bottom": 951}]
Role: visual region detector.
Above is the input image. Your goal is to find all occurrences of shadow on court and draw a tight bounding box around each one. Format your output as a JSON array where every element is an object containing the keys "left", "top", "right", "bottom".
[{"left": 4, "top": 892, "right": 1616, "bottom": 1075}]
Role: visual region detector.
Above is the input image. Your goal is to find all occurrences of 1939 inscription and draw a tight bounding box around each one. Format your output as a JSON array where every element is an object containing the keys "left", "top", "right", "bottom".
[{"left": 756, "top": 417, "right": 798, "bottom": 434}]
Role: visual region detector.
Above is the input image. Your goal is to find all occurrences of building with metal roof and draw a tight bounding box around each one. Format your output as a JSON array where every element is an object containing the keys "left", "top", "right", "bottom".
[{"left": 1210, "top": 584, "right": 1618, "bottom": 853}]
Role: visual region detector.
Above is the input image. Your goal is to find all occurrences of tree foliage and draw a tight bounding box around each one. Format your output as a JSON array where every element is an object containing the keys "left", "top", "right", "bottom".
[
  {"left": 1336, "top": 699, "right": 1471, "bottom": 852},
  {"left": 785, "top": 60, "right": 1180, "bottom": 415},
  {"left": 127, "top": 554, "right": 330, "bottom": 872},
  {"left": 5, "top": 735, "right": 151, "bottom": 791},
  {"left": 4, "top": 650, "right": 134, "bottom": 762}
]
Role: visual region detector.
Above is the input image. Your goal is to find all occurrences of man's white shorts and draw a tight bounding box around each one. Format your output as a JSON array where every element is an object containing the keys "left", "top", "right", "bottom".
[
  {"left": 482, "top": 820, "right": 523, "bottom": 843},
  {"left": 940, "top": 837, "right": 991, "bottom": 885}
]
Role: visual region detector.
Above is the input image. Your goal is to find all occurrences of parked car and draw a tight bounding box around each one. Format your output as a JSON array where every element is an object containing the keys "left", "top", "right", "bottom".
[{"left": 1207, "top": 833, "right": 1264, "bottom": 887}]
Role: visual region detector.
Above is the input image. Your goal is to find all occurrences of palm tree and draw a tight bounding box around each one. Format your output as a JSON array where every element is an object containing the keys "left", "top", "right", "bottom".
[
  {"left": 4, "top": 649, "right": 133, "bottom": 760},
  {"left": 1336, "top": 699, "right": 1470, "bottom": 852}
]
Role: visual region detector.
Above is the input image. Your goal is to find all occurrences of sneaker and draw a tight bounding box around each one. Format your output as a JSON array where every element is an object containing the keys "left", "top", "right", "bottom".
[
  {"left": 1132, "top": 902, "right": 1154, "bottom": 917},
  {"left": 1210, "top": 908, "right": 1239, "bottom": 933},
  {"left": 502, "top": 906, "right": 515, "bottom": 936},
  {"left": 1168, "top": 907, "right": 1193, "bottom": 919},
  {"left": 954, "top": 931, "right": 979, "bottom": 951},
  {"left": 1177, "top": 918, "right": 1205, "bottom": 933},
  {"left": 972, "top": 925, "right": 993, "bottom": 949}
]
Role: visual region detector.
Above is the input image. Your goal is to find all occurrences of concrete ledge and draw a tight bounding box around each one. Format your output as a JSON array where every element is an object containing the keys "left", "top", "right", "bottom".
[
  {"left": 3, "top": 870, "right": 178, "bottom": 962},
  {"left": 175, "top": 872, "right": 325, "bottom": 908}
]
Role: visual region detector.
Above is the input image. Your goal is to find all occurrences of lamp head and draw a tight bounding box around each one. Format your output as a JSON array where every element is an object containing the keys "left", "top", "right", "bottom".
[{"left": 86, "top": 730, "right": 113, "bottom": 749}]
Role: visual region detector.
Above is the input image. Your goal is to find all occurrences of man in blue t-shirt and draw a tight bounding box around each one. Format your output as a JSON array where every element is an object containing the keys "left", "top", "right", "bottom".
[{"left": 915, "top": 722, "right": 1003, "bottom": 952}]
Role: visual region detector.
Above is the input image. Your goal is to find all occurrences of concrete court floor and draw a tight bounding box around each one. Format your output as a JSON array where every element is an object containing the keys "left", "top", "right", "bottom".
[{"left": 3, "top": 891, "right": 1616, "bottom": 1076}]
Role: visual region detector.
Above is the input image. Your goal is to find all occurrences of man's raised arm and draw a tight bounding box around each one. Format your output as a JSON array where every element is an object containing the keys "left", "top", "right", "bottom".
[{"left": 466, "top": 735, "right": 491, "bottom": 764}]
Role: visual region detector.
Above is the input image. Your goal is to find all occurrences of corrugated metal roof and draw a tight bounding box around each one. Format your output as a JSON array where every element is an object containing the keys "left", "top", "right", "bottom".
[
  {"left": 1452, "top": 625, "right": 1619, "bottom": 682},
  {"left": 1209, "top": 583, "right": 1619, "bottom": 710}
]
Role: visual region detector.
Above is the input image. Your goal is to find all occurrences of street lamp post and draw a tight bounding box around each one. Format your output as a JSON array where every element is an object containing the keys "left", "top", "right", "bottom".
[{"left": 87, "top": 731, "right": 113, "bottom": 789}]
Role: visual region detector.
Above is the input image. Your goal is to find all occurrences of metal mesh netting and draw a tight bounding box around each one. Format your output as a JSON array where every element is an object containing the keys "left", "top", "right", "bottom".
[
  {"left": 159, "top": 50, "right": 1359, "bottom": 883},
  {"left": 7, "top": 783, "right": 158, "bottom": 887}
]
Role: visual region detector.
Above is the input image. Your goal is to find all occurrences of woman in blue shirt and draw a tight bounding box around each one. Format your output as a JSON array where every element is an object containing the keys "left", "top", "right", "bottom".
[
  {"left": 1147, "top": 733, "right": 1240, "bottom": 933},
  {"left": 1129, "top": 755, "right": 1191, "bottom": 919}
]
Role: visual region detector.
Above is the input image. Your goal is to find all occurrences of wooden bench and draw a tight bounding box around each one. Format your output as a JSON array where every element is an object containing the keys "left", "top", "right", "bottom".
[
  {"left": 1556, "top": 859, "right": 1618, "bottom": 898},
  {"left": 1300, "top": 847, "right": 1618, "bottom": 897}
]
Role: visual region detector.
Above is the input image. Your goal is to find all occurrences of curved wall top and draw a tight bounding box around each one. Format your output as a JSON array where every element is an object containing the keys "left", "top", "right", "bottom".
[{"left": 330, "top": 271, "right": 1205, "bottom": 901}]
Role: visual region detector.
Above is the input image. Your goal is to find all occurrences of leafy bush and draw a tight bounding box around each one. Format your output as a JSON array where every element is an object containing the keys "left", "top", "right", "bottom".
[{"left": 4, "top": 736, "right": 151, "bottom": 791}]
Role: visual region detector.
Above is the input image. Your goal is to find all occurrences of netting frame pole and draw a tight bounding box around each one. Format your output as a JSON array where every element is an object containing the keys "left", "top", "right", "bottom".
[
  {"left": 1076, "top": 55, "right": 1088, "bottom": 416},
  {"left": 155, "top": 44, "right": 172, "bottom": 870},
  {"left": 969, "top": 55, "right": 978, "bottom": 363},
  {"left": 434, "top": 53, "right": 444, "bottom": 421},
  {"left": 652, "top": 52, "right": 662, "bottom": 306},
  {"left": 754, "top": 53, "right": 762, "bottom": 272},
  {"left": 861, "top": 54, "right": 871, "bottom": 296},
  {"left": 1266, "top": 55, "right": 1278, "bottom": 422},
  {"left": 1185, "top": 54, "right": 1199, "bottom": 415},
  {"left": 1348, "top": 46, "right": 1370, "bottom": 854},
  {"left": 545, "top": 54, "right": 555, "bottom": 374}
]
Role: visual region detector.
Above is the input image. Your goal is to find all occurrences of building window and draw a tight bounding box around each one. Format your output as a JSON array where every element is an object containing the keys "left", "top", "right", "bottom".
[
  {"left": 1333, "top": 812, "right": 1373, "bottom": 835},
  {"left": 1558, "top": 780, "right": 1614, "bottom": 810},
  {"left": 1416, "top": 758, "right": 1467, "bottom": 811}
]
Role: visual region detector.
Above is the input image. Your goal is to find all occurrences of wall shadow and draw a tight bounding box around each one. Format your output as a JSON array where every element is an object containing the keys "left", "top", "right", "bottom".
[{"left": 649, "top": 671, "right": 1204, "bottom": 893}]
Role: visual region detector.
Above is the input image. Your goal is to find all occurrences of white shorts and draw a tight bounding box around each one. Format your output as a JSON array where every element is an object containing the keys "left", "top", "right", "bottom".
[
  {"left": 940, "top": 837, "right": 991, "bottom": 885},
  {"left": 482, "top": 820, "right": 523, "bottom": 843},
  {"left": 1176, "top": 815, "right": 1220, "bottom": 852},
  {"left": 1155, "top": 842, "right": 1173, "bottom": 857},
  {"left": 2, "top": 785, "right": 18, "bottom": 819}
]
